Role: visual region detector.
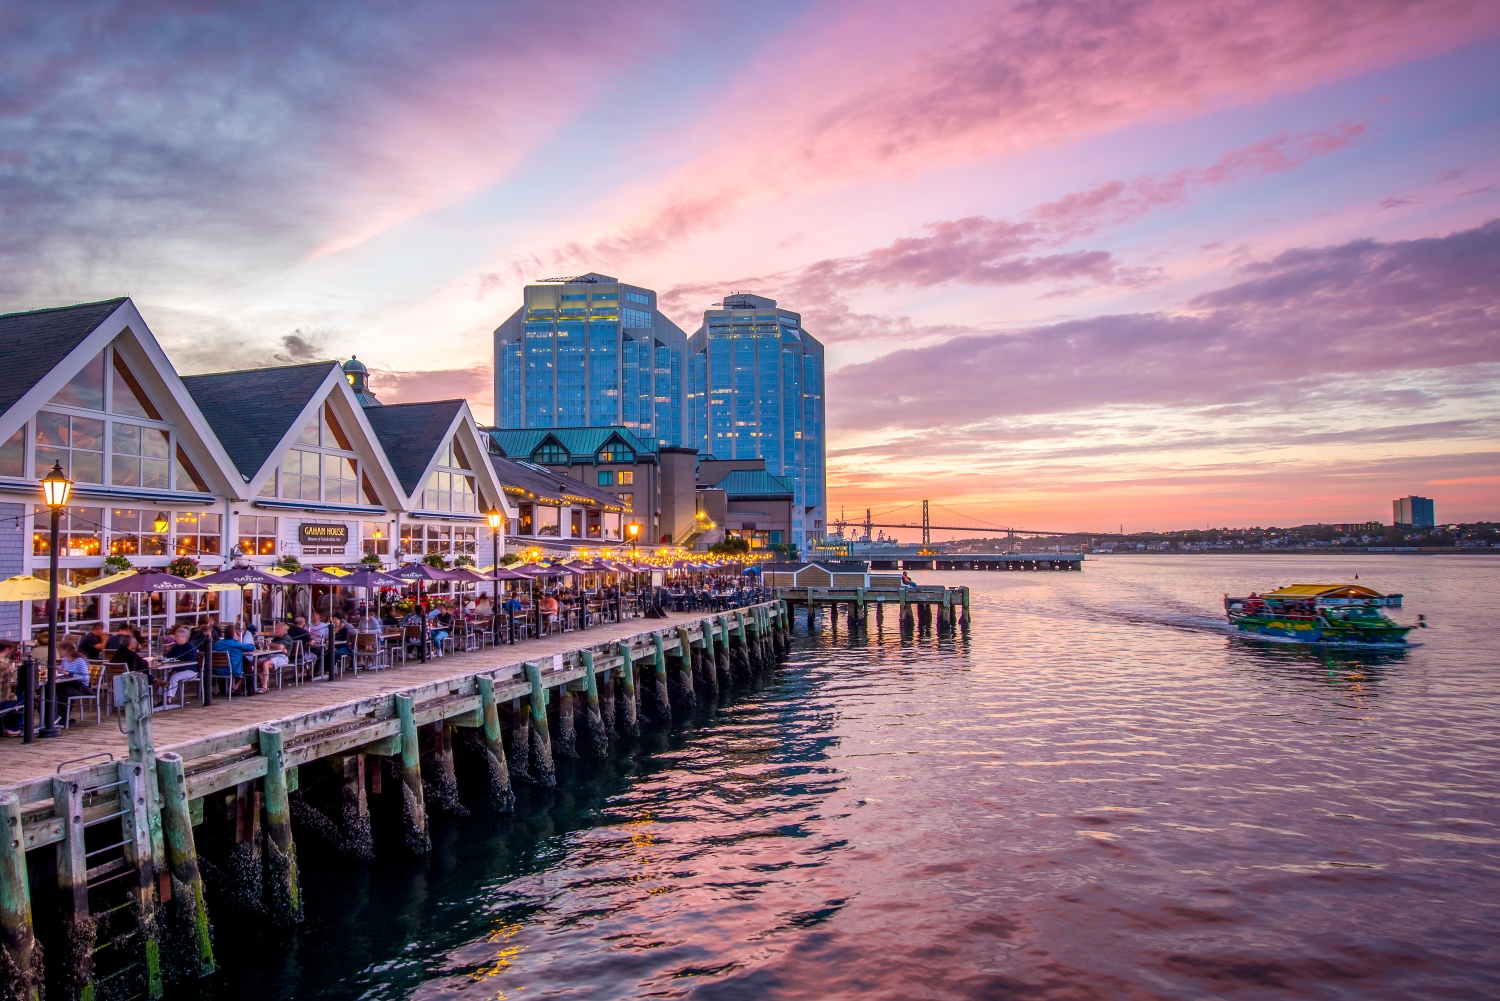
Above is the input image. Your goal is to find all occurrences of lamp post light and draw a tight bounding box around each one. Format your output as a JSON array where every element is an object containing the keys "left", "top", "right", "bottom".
[
  {"left": 39, "top": 461, "right": 72, "bottom": 739},
  {"left": 486, "top": 507, "right": 504, "bottom": 642}
]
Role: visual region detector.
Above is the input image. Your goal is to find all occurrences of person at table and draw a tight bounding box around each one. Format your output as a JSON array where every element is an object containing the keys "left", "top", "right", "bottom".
[
  {"left": 287, "top": 616, "right": 313, "bottom": 649},
  {"left": 78, "top": 622, "right": 107, "bottom": 660},
  {"left": 29, "top": 630, "right": 52, "bottom": 674},
  {"left": 258, "top": 633, "right": 290, "bottom": 690},
  {"left": 212, "top": 628, "right": 257, "bottom": 687},
  {"left": 538, "top": 592, "right": 559, "bottom": 633},
  {"left": 426, "top": 605, "right": 450, "bottom": 653},
  {"left": 108, "top": 632, "right": 152, "bottom": 674},
  {"left": 0, "top": 641, "right": 23, "bottom": 736},
  {"left": 163, "top": 626, "right": 210, "bottom": 700},
  {"left": 52, "top": 641, "right": 94, "bottom": 712},
  {"left": 329, "top": 615, "right": 354, "bottom": 663},
  {"left": 104, "top": 623, "right": 137, "bottom": 653},
  {"left": 381, "top": 608, "right": 400, "bottom": 628}
]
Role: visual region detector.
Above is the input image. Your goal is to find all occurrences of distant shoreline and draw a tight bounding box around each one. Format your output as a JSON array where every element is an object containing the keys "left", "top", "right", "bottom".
[{"left": 1084, "top": 548, "right": 1498, "bottom": 556}]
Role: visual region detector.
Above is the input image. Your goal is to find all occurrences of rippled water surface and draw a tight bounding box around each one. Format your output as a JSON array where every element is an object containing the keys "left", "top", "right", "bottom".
[{"left": 220, "top": 555, "right": 1500, "bottom": 999}]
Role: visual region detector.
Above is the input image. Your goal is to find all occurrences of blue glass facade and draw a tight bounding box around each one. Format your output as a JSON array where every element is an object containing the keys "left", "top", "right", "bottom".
[
  {"left": 493, "top": 274, "right": 686, "bottom": 446},
  {"left": 686, "top": 294, "right": 826, "bottom": 548}
]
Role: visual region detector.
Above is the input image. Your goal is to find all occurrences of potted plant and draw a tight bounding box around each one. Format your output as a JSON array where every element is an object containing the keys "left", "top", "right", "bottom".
[
  {"left": 453, "top": 554, "right": 475, "bottom": 568},
  {"left": 422, "top": 552, "right": 449, "bottom": 570},
  {"left": 103, "top": 554, "right": 133, "bottom": 575},
  {"left": 167, "top": 555, "right": 199, "bottom": 578},
  {"left": 274, "top": 554, "right": 303, "bottom": 572},
  {"left": 360, "top": 552, "right": 384, "bottom": 567}
]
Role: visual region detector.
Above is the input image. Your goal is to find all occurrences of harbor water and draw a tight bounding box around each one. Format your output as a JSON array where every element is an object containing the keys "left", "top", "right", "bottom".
[{"left": 215, "top": 555, "right": 1500, "bottom": 999}]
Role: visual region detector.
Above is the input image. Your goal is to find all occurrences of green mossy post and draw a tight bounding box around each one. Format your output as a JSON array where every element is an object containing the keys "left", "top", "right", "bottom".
[
  {"left": 696, "top": 622, "right": 719, "bottom": 702},
  {"left": 336, "top": 755, "right": 376, "bottom": 859},
  {"left": 961, "top": 588, "right": 971, "bottom": 631},
  {"left": 730, "top": 612, "right": 750, "bottom": 676},
  {"left": 476, "top": 678, "right": 516, "bottom": 812},
  {"left": 597, "top": 665, "right": 617, "bottom": 737},
  {"left": 671, "top": 627, "right": 695, "bottom": 710},
  {"left": 578, "top": 651, "right": 610, "bottom": 759},
  {"left": 614, "top": 643, "right": 640, "bottom": 738},
  {"left": 394, "top": 695, "right": 431, "bottom": 854},
  {"left": 0, "top": 793, "right": 41, "bottom": 1001},
  {"left": 523, "top": 663, "right": 557, "bottom": 787},
  {"left": 52, "top": 776, "right": 94, "bottom": 1001},
  {"left": 257, "top": 727, "right": 302, "bottom": 926},
  {"left": 155, "top": 753, "right": 215, "bottom": 981},
  {"left": 715, "top": 618, "right": 732, "bottom": 690},
  {"left": 940, "top": 591, "right": 952, "bottom": 635},
  {"left": 119, "top": 761, "right": 162, "bottom": 999},
  {"left": 119, "top": 672, "right": 166, "bottom": 865},
  {"left": 507, "top": 701, "right": 533, "bottom": 787},
  {"left": 649, "top": 634, "right": 672, "bottom": 724}
]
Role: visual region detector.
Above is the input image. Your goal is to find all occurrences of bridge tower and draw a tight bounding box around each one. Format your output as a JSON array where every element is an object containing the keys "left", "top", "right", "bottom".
[{"left": 922, "top": 500, "right": 931, "bottom": 547}]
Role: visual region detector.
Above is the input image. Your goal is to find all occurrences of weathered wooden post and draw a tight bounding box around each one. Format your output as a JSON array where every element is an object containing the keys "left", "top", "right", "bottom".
[
  {"left": 523, "top": 663, "right": 557, "bottom": 787},
  {"left": 614, "top": 643, "right": 641, "bottom": 738},
  {"left": 731, "top": 611, "right": 751, "bottom": 675},
  {"left": 649, "top": 633, "right": 672, "bottom": 723},
  {"left": 671, "top": 626, "right": 696, "bottom": 710},
  {"left": 0, "top": 793, "right": 41, "bottom": 1000},
  {"left": 961, "top": 587, "right": 971, "bottom": 631},
  {"left": 900, "top": 592, "right": 913, "bottom": 634},
  {"left": 507, "top": 700, "right": 533, "bottom": 786},
  {"left": 875, "top": 600, "right": 884, "bottom": 632},
  {"left": 597, "top": 660, "right": 617, "bottom": 736},
  {"left": 476, "top": 678, "right": 516, "bottom": 811},
  {"left": 696, "top": 621, "right": 719, "bottom": 702},
  {"left": 939, "top": 590, "right": 952, "bottom": 635},
  {"left": 715, "top": 617, "right": 733, "bottom": 689},
  {"left": 426, "top": 723, "right": 469, "bottom": 817},
  {"left": 917, "top": 601, "right": 931, "bottom": 631},
  {"left": 120, "top": 671, "right": 165, "bottom": 863},
  {"left": 554, "top": 681, "right": 579, "bottom": 760},
  {"left": 52, "top": 775, "right": 95, "bottom": 1001},
  {"left": 117, "top": 759, "right": 163, "bottom": 998},
  {"left": 394, "top": 695, "right": 431, "bottom": 854},
  {"left": 257, "top": 727, "right": 302, "bottom": 925},
  {"left": 578, "top": 650, "right": 609, "bottom": 759},
  {"left": 336, "top": 755, "right": 375, "bottom": 858},
  {"left": 155, "top": 752, "right": 215, "bottom": 981}
]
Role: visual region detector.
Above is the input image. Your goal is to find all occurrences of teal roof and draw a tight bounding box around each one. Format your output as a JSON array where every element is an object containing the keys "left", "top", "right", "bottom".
[
  {"left": 485, "top": 426, "right": 657, "bottom": 462},
  {"left": 717, "top": 469, "right": 794, "bottom": 499}
]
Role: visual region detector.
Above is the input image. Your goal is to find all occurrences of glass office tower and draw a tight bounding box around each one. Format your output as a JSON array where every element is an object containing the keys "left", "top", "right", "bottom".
[
  {"left": 494, "top": 273, "right": 686, "bottom": 446},
  {"left": 686, "top": 293, "right": 826, "bottom": 549}
]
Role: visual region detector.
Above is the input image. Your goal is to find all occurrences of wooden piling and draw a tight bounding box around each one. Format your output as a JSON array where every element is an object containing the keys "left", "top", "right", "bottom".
[
  {"left": 875, "top": 601, "right": 884, "bottom": 632},
  {"left": 614, "top": 643, "right": 641, "bottom": 738},
  {"left": 597, "top": 664, "right": 616, "bottom": 738},
  {"left": 394, "top": 695, "right": 431, "bottom": 854},
  {"left": 671, "top": 627, "right": 695, "bottom": 711},
  {"left": 731, "top": 612, "right": 751, "bottom": 675},
  {"left": 257, "top": 727, "right": 302, "bottom": 925},
  {"left": 917, "top": 602, "right": 932, "bottom": 631},
  {"left": 649, "top": 633, "right": 672, "bottom": 724},
  {"left": 0, "top": 793, "right": 40, "bottom": 1001},
  {"left": 155, "top": 753, "right": 215, "bottom": 980},
  {"left": 507, "top": 701, "right": 533, "bottom": 787},
  {"left": 425, "top": 723, "right": 468, "bottom": 817},
  {"left": 578, "top": 651, "right": 609, "bottom": 760},
  {"left": 715, "top": 618, "right": 733, "bottom": 690},
  {"left": 960, "top": 588, "right": 971, "bottom": 631},
  {"left": 697, "top": 621, "right": 719, "bottom": 703},
  {"left": 119, "top": 761, "right": 162, "bottom": 998},
  {"left": 554, "top": 686, "right": 579, "bottom": 760},
  {"left": 52, "top": 775, "right": 94, "bottom": 1001},
  {"left": 900, "top": 592, "right": 913, "bottom": 633},
  {"left": 475, "top": 678, "right": 515, "bottom": 812},
  {"left": 522, "top": 663, "right": 557, "bottom": 787},
  {"left": 335, "top": 755, "right": 375, "bottom": 858}
]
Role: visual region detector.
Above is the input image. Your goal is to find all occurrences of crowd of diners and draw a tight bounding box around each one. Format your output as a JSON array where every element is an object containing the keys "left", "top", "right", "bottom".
[{"left": 1, "top": 563, "right": 769, "bottom": 734}]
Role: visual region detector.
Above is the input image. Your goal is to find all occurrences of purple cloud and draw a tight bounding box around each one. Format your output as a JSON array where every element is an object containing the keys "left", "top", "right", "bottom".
[{"left": 830, "top": 219, "right": 1500, "bottom": 431}]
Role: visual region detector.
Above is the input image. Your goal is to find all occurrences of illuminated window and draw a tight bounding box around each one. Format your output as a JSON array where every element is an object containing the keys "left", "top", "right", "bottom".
[
  {"left": 532, "top": 443, "right": 568, "bottom": 465},
  {"left": 238, "top": 515, "right": 279, "bottom": 556},
  {"left": 174, "top": 512, "right": 222, "bottom": 557},
  {"left": 361, "top": 521, "right": 390, "bottom": 556},
  {"left": 278, "top": 402, "right": 360, "bottom": 504},
  {"left": 597, "top": 442, "right": 634, "bottom": 463},
  {"left": 107, "top": 509, "right": 169, "bottom": 557},
  {"left": 33, "top": 506, "right": 105, "bottom": 557}
]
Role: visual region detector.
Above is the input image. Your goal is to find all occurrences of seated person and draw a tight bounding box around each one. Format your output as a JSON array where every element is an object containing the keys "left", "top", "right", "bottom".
[
  {"left": 103, "top": 623, "right": 137, "bottom": 653},
  {"left": 78, "top": 622, "right": 107, "bottom": 660},
  {"left": 287, "top": 616, "right": 313, "bottom": 651},
  {"left": 108, "top": 633, "right": 151, "bottom": 674},
  {"left": 258, "top": 634, "right": 289, "bottom": 690},
  {"left": 381, "top": 609, "right": 400, "bottom": 628},
  {"left": 52, "top": 641, "right": 95, "bottom": 707},
  {"left": 538, "top": 593, "right": 560, "bottom": 631},
  {"left": 425, "top": 606, "right": 450, "bottom": 652},
  {"left": 328, "top": 615, "right": 353, "bottom": 662},
  {"left": 212, "top": 630, "right": 257, "bottom": 686},
  {"left": 160, "top": 627, "right": 205, "bottom": 701},
  {"left": 0, "top": 641, "right": 21, "bottom": 736}
]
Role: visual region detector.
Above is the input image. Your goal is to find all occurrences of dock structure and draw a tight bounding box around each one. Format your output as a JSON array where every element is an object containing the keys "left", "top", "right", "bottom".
[
  {"left": 779, "top": 585, "right": 971, "bottom": 637},
  {"left": 869, "top": 554, "right": 1083, "bottom": 571},
  {"left": 0, "top": 602, "right": 792, "bottom": 1001}
]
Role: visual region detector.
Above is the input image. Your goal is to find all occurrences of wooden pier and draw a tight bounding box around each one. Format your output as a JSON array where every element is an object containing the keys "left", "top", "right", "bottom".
[
  {"left": 869, "top": 554, "right": 1083, "bottom": 571},
  {"left": 0, "top": 601, "right": 792, "bottom": 1001},
  {"left": 779, "top": 585, "right": 972, "bottom": 636}
]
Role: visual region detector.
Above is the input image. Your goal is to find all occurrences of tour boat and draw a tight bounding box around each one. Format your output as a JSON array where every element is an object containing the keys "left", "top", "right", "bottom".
[{"left": 1224, "top": 584, "right": 1411, "bottom": 645}]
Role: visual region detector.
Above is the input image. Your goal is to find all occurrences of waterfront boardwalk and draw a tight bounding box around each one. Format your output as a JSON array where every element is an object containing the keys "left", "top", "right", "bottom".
[
  {"left": 0, "top": 610, "right": 702, "bottom": 790},
  {"left": 0, "top": 601, "right": 794, "bottom": 1001}
]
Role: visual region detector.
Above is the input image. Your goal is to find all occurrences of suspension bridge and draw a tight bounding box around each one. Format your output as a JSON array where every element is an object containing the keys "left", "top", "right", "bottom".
[{"left": 830, "top": 500, "right": 1080, "bottom": 547}]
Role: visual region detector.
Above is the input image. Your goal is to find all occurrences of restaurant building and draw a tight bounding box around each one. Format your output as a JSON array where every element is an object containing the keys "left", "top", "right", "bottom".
[
  {"left": 0, "top": 299, "right": 249, "bottom": 638},
  {"left": 485, "top": 453, "right": 627, "bottom": 555},
  {"left": 696, "top": 459, "right": 795, "bottom": 549}
]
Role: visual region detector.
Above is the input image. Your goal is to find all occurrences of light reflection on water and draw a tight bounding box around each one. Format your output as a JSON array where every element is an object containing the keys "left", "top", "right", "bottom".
[{"left": 217, "top": 555, "right": 1500, "bottom": 1000}]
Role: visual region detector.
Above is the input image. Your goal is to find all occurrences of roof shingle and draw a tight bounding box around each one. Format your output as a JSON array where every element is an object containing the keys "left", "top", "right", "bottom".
[
  {"left": 363, "top": 400, "right": 465, "bottom": 494},
  {"left": 0, "top": 298, "right": 127, "bottom": 418},
  {"left": 181, "top": 362, "right": 337, "bottom": 480}
]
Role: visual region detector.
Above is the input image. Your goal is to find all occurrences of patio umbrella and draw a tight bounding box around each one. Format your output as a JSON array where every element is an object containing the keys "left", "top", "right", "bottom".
[
  {"left": 385, "top": 563, "right": 456, "bottom": 662},
  {"left": 82, "top": 570, "right": 208, "bottom": 593},
  {"left": 333, "top": 567, "right": 407, "bottom": 625},
  {"left": 0, "top": 575, "right": 82, "bottom": 601},
  {"left": 195, "top": 566, "right": 288, "bottom": 587}
]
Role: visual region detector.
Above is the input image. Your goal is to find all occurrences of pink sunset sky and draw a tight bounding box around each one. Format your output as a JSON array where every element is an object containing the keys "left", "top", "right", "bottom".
[{"left": 3, "top": 0, "right": 1498, "bottom": 532}]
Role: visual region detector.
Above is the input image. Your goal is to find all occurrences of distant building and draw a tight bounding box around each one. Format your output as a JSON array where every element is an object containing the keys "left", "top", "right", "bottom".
[
  {"left": 1393, "top": 495, "right": 1435, "bottom": 527},
  {"left": 492, "top": 273, "right": 687, "bottom": 446},
  {"left": 685, "top": 293, "right": 825, "bottom": 551}
]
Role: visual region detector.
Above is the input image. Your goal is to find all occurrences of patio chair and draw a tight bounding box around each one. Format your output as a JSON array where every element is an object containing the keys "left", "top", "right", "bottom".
[
  {"left": 63, "top": 662, "right": 107, "bottom": 728},
  {"left": 354, "top": 632, "right": 388, "bottom": 673},
  {"left": 160, "top": 660, "right": 203, "bottom": 711},
  {"left": 207, "top": 650, "right": 236, "bottom": 701}
]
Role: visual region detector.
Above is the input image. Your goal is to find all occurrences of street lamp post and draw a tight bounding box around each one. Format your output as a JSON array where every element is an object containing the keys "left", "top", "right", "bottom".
[
  {"left": 486, "top": 508, "right": 505, "bottom": 644},
  {"left": 626, "top": 522, "right": 641, "bottom": 617},
  {"left": 39, "top": 461, "right": 72, "bottom": 739}
]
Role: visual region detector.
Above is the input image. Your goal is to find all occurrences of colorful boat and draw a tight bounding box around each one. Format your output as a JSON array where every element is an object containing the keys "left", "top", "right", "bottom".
[{"left": 1224, "top": 584, "right": 1411, "bottom": 645}]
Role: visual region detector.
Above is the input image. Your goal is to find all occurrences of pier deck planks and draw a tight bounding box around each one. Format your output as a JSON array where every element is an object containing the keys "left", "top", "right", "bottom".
[{"left": 0, "top": 610, "right": 702, "bottom": 790}]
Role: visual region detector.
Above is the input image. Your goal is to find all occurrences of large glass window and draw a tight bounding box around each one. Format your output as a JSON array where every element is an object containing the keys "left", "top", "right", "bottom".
[
  {"left": 622, "top": 307, "right": 651, "bottom": 328},
  {"left": 238, "top": 516, "right": 278, "bottom": 556},
  {"left": 277, "top": 402, "right": 360, "bottom": 504},
  {"left": 34, "top": 506, "right": 105, "bottom": 557},
  {"left": 49, "top": 351, "right": 105, "bottom": 411},
  {"left": 598, "top": 471, "right": 613, "bottom": 486},
  {"left": 111, "top": 423, "right": 170, "bottom": 489},
  {"left": 598, "top": 442, "right": 633, "bottom": 463},
  {"left": 624, "top": 291, "right": 649, "bottom": 305},
  {"left": 421, "top": 438, "right": 476, "bottom": 513},
  {"left": 532, "top": 443, "right": 568, "bottom": 464},
  {"left": 108, "top": 509, "right": 170, "bottom": 557},
  {"left": 517, "top": 504, "right": 533, "bottom": 535},
  {"left": 535, "top": 506, "right": 560, "bottom": 537},
  {"left": 35, "top": 412, "right": 105, "bottom": 483},
  {"left": 174, "top": 512, "right": 222, "bottom": 557},
  {"left": 0, "top": 427, "right": 24, "bottom": 478},
  {"left": 361, "top": 521, "right": 390, "bottom": 556},
  {"left": 111, "top": 352, "right": 161, "bottom": 420}
]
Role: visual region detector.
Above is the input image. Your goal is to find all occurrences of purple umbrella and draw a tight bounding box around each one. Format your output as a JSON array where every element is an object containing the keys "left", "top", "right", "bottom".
[
  {"left": 387, "top": 563, "right": 458, "bottom": 582},
  {"left": 195, "top": 566, "right": 288, "bottom": 587},
  {"left": 84, "top": 570, "right": 207, "bottom": 593},
  {"left": 335, "top": 568, "right": 408, "bottom": 588},
  {"left": 444, "top": 567, "right": 490, "bottom": 584},
  {"left": 284, "top": 568, "right": 348, "bottom": 586}
]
